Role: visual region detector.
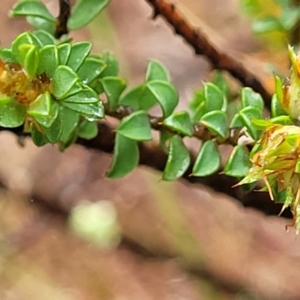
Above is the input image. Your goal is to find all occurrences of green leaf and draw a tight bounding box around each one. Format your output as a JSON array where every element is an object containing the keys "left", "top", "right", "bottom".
[
  {"left": 120, "top": 84, "right": 160, "bottom": 112},
  {"left": 271, "top": 94, "right": 286, "bottom": 117},
  {"left": 0, "top": 49, "right": 15, "bottom": 63},
  {"left": 0, "top": 95, "right": 12, "bottom": 105},
  {"left": 269, "top": 115, "right": 294, "bottom": 125},
  {"left": 52, "top": 66, "right": 79, "bottom": 99},
  {"left": 31, "top": 124, "right": 48, "bottom": 147},
  {"left": 101, "top": 77, "right": 126, "bottom": 111},
  {"left": 27, "top": 17, "right": 55, "bottom": 35},
  {"left": 21, "top": 44, "right": 39, "bottom": 77},
  {"left": 117, "top": 111, "right": 152, "bottom": 141},
  {"left": 61, "top": 102, "right": 104, "bottom": 119},
  {"left": 43, "top": 114, "right": 62, "bottom": 143},
  {"left": 274, "top": 0, "right": 290, "bottom": 8},
  {"left": 57, "top": 43, "right": 71, "bottom": 65},
  {"left": 252, "top": 16, "right": 284, "bottom": 33},
  {"left": 203, "top": 83, "right": 225, "bottom": 111},
  {"left": 192, "top": 140, "right": 220, "bottom": 176},
  {"left": 107, "top": 133, "right": 139, "bottom": 178},
  {"left": 10, "top": 1, "right": 56, "bottom": 22},
  {"left": 274, "top": 75, "right": 284, "bottom": 103},
  {"left": 163, "top": 111, "right": 193, "bottom": 136},
  {"left": 27, "top": 92, "right": 59, "bottom": 128},
  {"left": 68, "top": 0, "right": 110, "bottom": 30},
  {"left": 145, "top": 60, "right": 169, "bottom": 82},
  {"left": 200, "top": 110, "right": 228, "bottom": 139},
  {"left": 59, "top": 107, "right": 80, "bottom": 146},
  {"left": 159, "top": 131, "right": 173, "bottom": 153},
  {"left": 189, "top": 90, "right": 205, "bottom": 112},
  {"left": 162, "top": 135, "right": 190, "bottom": 181},
  {"left": 62, "top": 87, "right": 99, "bottom": 104},
  {"left": 212, "top": 71, "right": 230, "bottom": 98},
  {"left": 239, "top": 106, "right": 262, "bottom": 140},
  {"left": 0, "top": 100, "right": 26, "bottom": 127},
  {"left": 223, "top": 145, "right": 251, "bottom": 177},
  {"left": 67, "top": 42, "right": 92, "bottom": 71},
  {"left": 280, "top": 7, "right": 299, "bottom": 30},
  {"left": 191, "top": 102, "right": 206, "bottom": 122},
  {"left": 146, "top": 80, "right": 178, "bottom": 117},
  {"left": 11, "top": 32, "right": 35, "bottom": 65},
  {"left": 32, "top": 30, "right": 56, "bottom": 46},
  {"left": 251, "top": 118, "right": 273, "bottom": 128},
  {"left": 230, "top": 113, "right": 244, "bottom": 128},
  {"left": 78, "top": 120, "right": 98, "bottom": 139},
  {"left": 99, "top": 53, "right": 119, "bottom": 77},
  {"left": 241, "top": 87, "right": 264, "bottom": 111},
  {"left": 37, "top": 45, "right": 59, "bottom": 77},
  {"left": 77, "top": 57, "right": 106, "bottom": 85}
]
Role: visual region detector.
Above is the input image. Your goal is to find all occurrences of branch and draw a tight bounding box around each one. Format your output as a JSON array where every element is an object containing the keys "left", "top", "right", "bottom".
[
  {"left": 55, "top": 0, "right": 71, "bottom": 38},
  {"left": 0, "top": 118, "right": 287, "bottom": 217},
  {"left": 144, "top": 0, "right": 272, "bottom": 108}
]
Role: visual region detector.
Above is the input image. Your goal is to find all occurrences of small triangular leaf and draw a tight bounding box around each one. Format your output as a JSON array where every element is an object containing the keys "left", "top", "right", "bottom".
[
  {"left": 27, "top": 92, "right": 59, "bottom": 128},
  {"left": 271, "top": 94, "right": 287, "bottom": 117},
  {"left": 22, "top": 44, "right": 39, "bottom": 77},
  {"left": 239, "top": 106, "right": 262, "bottom": 140},
  {"left": 163, "top": 111, "right": 193, "bottom": 136},
  {"left": 117, "top": 111, "right": 152, "bottom": 141},
  {"left": 101, "top": 77, "right": 127, "bottom": 111},
  {"left": 78, "top": 120, "right": 98, "bottom": 139},
  {"left": 203, "top": 83, "right": 225, "bottom": 111},
  {"left": 11, "top": 32, "right": 35, "bottom": 65},
  {"left": 223, "top": 145, "right": 251, "bottom": 177},
  {"left": 67, "top": 42, "right": 92, "bottom": 71},
  {"left": 0, "top": 100, "right": 26, "bottom": 127},
  {"left": 32, "top": 30, "right": 56, "bottom": 46},
  {"left": 62, "top": 87, "right": 99, "bottom": 104},
  {"left": 77, "top": 57, "right": 106, "bottom": 85},
  {"left": 200, "top": 110, "right": 228, "bottom": 139},
  {"left": 162, "top": 135, "right": 190, "bottom": 180},
  {"left": 68, "top": 0, "right": 110, "bottom": 30},
  {"left": 37, "top": 45, "right": 59, "bottom": 77},
  {"left": 52, "top": 65, "right": 79, "bottom": 99},
  {"left": 59, "top": 107, "right": 80, "bottom": 146},
  {"left": 192, "top": 140, "right": 220, "bottom": 176},
  {"left": 106, "top": 133, "right": 139, "bottom": 178},
  {"left": 241, "top": 87, "right": 264, "bottom": 111},
  {"left": 61, "top": 101, "right": 104, "bottom": 119},
  {"left": 146, "top": 80, "right": 178, "bottom": 117},
  {"left": 145, "top": 60, "right": 169, "bottom": 82},
  {"left": 10, "top": 1, "right": 56, "bottom": 22},
  {"left": 57, "top": 43, "right": 71, "bottom": 65},
  {"left": 31, "top": 124, "right": 48, "bottom": 147}
]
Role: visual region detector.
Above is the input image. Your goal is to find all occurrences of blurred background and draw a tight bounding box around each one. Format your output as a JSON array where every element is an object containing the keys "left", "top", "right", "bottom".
[{"left": 0, "top": 0, "right": 299, "bottom": 299}]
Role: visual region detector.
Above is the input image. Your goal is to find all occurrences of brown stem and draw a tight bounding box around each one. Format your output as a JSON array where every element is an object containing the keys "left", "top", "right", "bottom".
[
  {"left": 55, "top": 0, "right": 71, "bottom": 38},
  {"left": 144, "top": 0, "right": 272, "bottom": 109},
  {"left": 0, "top": 120, "right": 288, "bottom": 217}
]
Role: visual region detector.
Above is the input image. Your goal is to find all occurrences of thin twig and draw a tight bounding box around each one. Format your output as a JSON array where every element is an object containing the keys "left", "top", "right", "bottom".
[
  {"left": 144, "top": 0, "right": 272, "bottom": 108},
  {"left": 55, "top": 0, "right": 71, "bottom": 38}
]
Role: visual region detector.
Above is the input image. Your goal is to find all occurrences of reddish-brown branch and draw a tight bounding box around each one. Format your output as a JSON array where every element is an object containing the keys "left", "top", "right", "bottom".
[
  {"left": 144, "top": 0, "right": 272, "bottom": 108},
  {"left": 55, "top": 0, "right": 70, "bottom": 38},
  {"left": 0, "top": 121, "right": 286, "bottom": 216}
]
